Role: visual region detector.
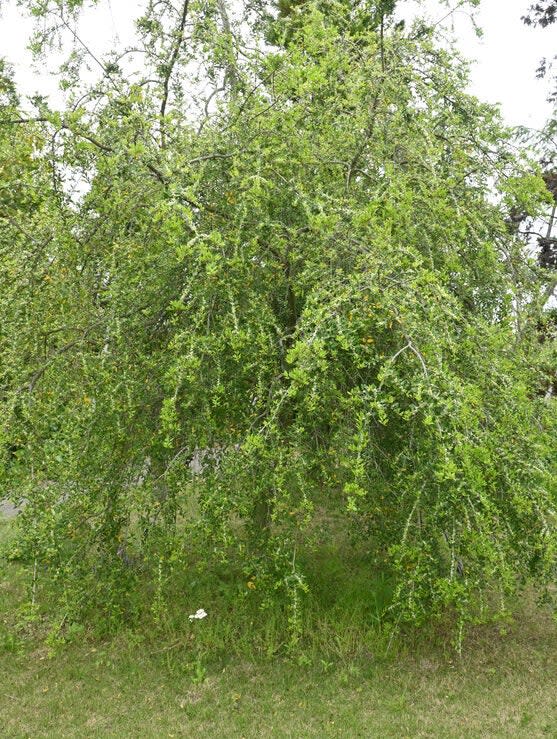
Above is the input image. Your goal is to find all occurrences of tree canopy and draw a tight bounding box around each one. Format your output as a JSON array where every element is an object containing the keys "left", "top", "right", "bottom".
[{"left": 1, "top": 0, "right": 556, "bottom": 644}]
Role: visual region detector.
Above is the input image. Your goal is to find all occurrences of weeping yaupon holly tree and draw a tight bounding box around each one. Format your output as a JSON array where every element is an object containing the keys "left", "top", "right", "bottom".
[{"left": 1, "top": 0, "right": 556, "bottom": 638}]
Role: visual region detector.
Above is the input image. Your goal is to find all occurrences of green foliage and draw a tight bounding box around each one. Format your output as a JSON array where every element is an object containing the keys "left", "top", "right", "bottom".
[{"left": 1, "top": 0, "right": 556, "bottom": 645}]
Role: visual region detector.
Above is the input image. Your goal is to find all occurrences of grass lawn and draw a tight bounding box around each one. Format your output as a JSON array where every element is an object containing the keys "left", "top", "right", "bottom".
[{"left": 2, "top": 517, "right": 557, "bottom": 738}]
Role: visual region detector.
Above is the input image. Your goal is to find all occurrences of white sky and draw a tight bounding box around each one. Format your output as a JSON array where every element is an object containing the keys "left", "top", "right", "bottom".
[
  {"left": 398, "top": 0, "right": 556, "bottom": 129},
  {"left": 0, "top": 0, "right": 555, "bottom": 128}
]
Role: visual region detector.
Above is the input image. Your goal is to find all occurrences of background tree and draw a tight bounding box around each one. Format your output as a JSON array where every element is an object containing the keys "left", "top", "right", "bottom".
[
  {"left": 519, "top": 0, "right": 557, "bottom": 400},
  {"left": 523, "top": 2, "right": 557, "bottom": 28},
  {"left": 522, "top": 0, "right": 557, "bottom": 103}
]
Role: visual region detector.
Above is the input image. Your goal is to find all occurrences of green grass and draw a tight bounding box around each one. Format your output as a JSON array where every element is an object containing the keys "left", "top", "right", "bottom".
[{"left": 3, "top": 517, "right": 557, "bottom": 737}]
